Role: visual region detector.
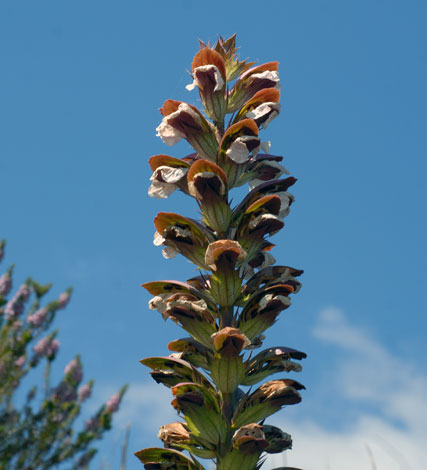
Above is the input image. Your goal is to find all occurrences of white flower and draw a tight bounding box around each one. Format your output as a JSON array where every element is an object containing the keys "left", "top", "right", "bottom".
[
  {"left": 226, "top": 136, "right": 260, "bottom": 164},
  {"left": 188, "top": 171, "right": 226, "bottom": 199},
  {"left": 239, "top": 262, "right": 255, "bottom": 280},
  {"left": 149, "top": 294, "right": 171, "bottom": 314},
  {"left": 148, "top": 181, "right": 177, "bottom": 199},
  {"left": 156, "top": 120, "right": 185, "bottom": 146},
  {"left": 148, "top": 166, "right": 188, "bottom": 199},
  {"left": 248, "top": 161, "right": 290, "bottom": 190},
  {"left": 239, "top": 252, "right": 276, "bottom": 280},
  {"left": 259, "top": 294, "right": 290, "bottom": 310},
  {"left": 246, "top": 102, "right": 281, "bottom": 129},
  {"left": 260, "top": 140, "right": 271, "bottom": 153},
  {"left": 156, "top": 103, "right": 202, "bottom": 145},
  {"left": 260, "top": 252, "right": 276, "bottom": 269},
  {"left": 186, "top": 65, "right": 224, "bottom": 92},
  {"left": 248, "top": 213, "right": 281, "bottom": 231},
  {"left": 153, "top": 231, "right": 166, "bottom": 246},
  {"left": 162, "top": 246, "right": 179, "bottom": 259},
  {"left": 152, "top": 166, "right": 188, "bottom": 184},
  {"left": 166, "top": 297, "right": 207, "bottom": 313},
  {"left": 248, "top": 70, "right": 281, "bottom": 90},
  {"left": 276, "top": 191, "right": 294, "bottom": 218}
]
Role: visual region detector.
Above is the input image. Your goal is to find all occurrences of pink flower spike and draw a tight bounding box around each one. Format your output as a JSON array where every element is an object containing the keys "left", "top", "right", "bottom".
[
  {"left": 106, "top": 393, "right": 121, "bottom": 413},
  {"left": 0, "top": 272, "right": 12, "bottom": 296},
  {"left": 58, "top": 292, "right": 70, "bottom": 309},
  {"left": 34, "top": 336, "right": 59, "bottom": 357},
  {"left": 48, "top": 339, "right": 60, "bottom": 355},
  {"left": 33, "top": 337, "right": 50, "bottom": 356},
  {"left": 64, "top": 358, "right": 83, "bottom": 383},
  {"left": 78, "top": 383, "right": 92, "bottom": 401}
]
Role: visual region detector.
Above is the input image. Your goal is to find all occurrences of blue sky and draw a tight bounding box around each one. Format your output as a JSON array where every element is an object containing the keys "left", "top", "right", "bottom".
[{"left": 1, "top": 1, "right": 426, "bottom": 468}]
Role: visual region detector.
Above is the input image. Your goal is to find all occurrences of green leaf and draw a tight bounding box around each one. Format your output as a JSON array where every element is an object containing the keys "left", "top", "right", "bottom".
[{"left": 32, "top": 281, "right": 52, "bottom": 298}]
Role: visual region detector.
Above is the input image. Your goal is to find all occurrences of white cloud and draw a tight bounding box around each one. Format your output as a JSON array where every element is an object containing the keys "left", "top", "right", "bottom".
[{"left": 267, "top": 307, "right": 427, "bottom": 469}]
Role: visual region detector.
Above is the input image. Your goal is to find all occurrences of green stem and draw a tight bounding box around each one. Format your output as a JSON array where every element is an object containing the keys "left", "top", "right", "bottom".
[
  {"left": 219, "top": 306, "right": 233, "bottom": 328},
  {"left": 43, "top": 361, "right": 51, "bottom": 398}
]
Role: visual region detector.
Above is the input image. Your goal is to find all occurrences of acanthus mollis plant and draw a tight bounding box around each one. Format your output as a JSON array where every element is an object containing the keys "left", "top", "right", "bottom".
[
  {"left": 0, "top": 239, "right": 127, "bottom": 470},
  {"left": 137, "top": 36, "right": 305, "bottom": 470}
]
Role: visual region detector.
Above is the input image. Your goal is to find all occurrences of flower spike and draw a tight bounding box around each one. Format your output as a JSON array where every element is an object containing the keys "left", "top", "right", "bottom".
[{"left": 141, "top": 36, "right": 306, "bottom": 470}]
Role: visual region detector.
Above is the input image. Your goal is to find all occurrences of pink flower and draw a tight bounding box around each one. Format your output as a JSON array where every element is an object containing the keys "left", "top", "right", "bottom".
[
  {"left": 4, "top": 284, "right": 31, "bottom": 319},
  {"left": 27, "top": 307, "right": 48, "bottom": 327},
  {"left": 48, "top": 339, "right": 60, "bottom": 355},
  {"left": 33, "top": 336, "right": 60, "bottom": 358},
  {"left": 105, "top": 394, "right": 121, "bottom": 413},
  {"left": 33, "top": 337, "right": 49, "bottom": 355}
]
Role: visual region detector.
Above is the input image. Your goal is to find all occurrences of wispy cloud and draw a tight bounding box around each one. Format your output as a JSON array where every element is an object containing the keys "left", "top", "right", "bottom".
[{"left": 268, "top": 307, "right": 427, "bottom": 469}]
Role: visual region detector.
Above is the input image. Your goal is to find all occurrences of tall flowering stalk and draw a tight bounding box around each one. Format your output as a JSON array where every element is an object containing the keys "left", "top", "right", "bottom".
[{"left": 137, "top": 36, "right": 305, "bottom": 470}]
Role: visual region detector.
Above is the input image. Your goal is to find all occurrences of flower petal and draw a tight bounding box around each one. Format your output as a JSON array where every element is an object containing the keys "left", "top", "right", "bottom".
[{"left": 148, "top": 180, "right": 178, "bottom": 199}]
